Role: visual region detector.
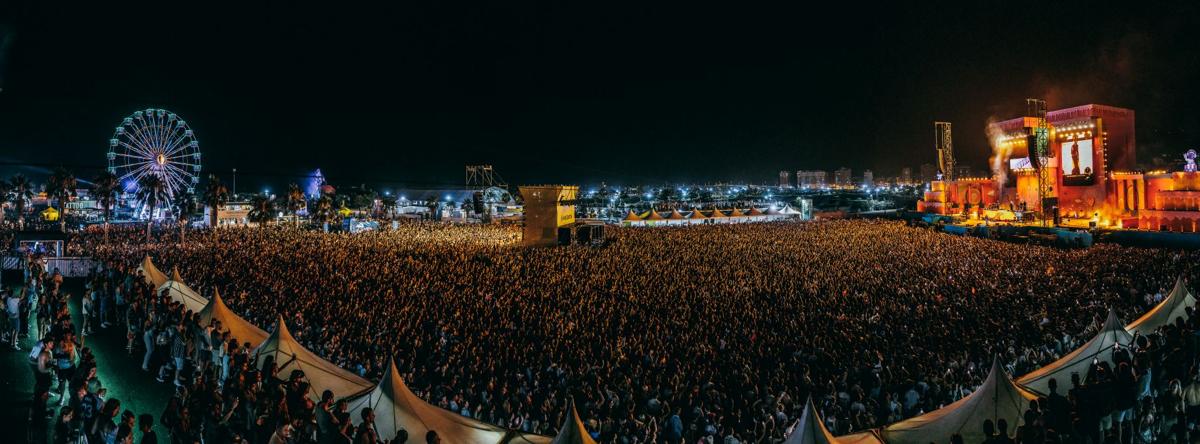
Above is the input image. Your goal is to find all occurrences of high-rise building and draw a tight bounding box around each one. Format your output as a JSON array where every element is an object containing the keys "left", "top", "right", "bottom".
[
  {"left": 862, "top": 170, "right": 874, "bottom": 188},
  {"left": 919, "top": 163, "right": 938, "bottom": 183},
  {"left": 834, "top": 168, "right": 852, "bottom": 187},
  {"left": 779, "top": 171, "right": 791, "bottom": 188},
  {"left": 901, "top": 167, "right": 912, "bottom": 185},
  {"left": 796, "top": 170, "right": 827, "bottom": 188}
]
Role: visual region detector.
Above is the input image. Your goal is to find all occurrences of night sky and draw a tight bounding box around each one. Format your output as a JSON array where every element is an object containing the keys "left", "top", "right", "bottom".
[{"left": 0, "top": 2, "right": 1198, "bottom": 190}]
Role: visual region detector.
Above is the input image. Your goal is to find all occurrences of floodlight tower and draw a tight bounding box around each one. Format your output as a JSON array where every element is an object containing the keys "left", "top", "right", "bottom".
[{"left": 935, "top": 122, "right": 955, "bottom": 181}]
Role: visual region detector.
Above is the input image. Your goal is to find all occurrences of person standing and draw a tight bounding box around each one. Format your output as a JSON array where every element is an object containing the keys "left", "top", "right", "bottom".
[
  {"left": 138, "top": 414, "right": 157, "bottom": 444},
  {"left": 7, "top": 290, "right": 23, "bottom": 350}
]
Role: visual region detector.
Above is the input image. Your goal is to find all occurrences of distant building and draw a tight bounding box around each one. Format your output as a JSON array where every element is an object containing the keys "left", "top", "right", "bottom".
[
  {"left": 796, "top": 170, "right": 827, "bottom": 188},
  {"left": 834, "top": 168, "right": 852, "bottom": 187},
  {"left": 954, "top": 165, "right": 973, "bottom": 179},
  {"left": 862, "top": 170, "right": 874, "bottom": 188},
  {"left": 919, "top": 163, "right": 938, "bottom": 183},
  {"left": 901, "top": 167, "right": 913, "bottom": 185},
  {"left": 778, "top": 171, "right": 791, "bottom": 188},
  {"left": 205, "top": 202, "right": 251, "bottom": 227}
]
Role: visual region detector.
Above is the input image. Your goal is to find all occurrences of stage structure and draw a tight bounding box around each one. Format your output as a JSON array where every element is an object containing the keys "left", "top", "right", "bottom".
[
  {"left": 519, "top": 185, "right": 578, "bottom": 247},
  {"left": 918, "top": 102, "right": 1137, "bottom": 225}
]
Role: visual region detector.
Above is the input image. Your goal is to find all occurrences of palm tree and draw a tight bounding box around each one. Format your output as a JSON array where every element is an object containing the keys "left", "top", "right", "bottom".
[
  {"left": 173, "top": 192, "right": 196, "bottom": 242},
  {"left": 248, "top": 194, "right": 276, "bottom": 226},
  {"left": 92, "top": 172, "right": 120, "bottom": 240},
  {"left": 8, "top": 174, "right": 34, "bottom": 230},
  {"left": 202, "top": 174, "right": 229, "bottom": 228},
  {"left": 311, "top": 194, "right": 336, "bottom": 232},
  {"left": 379, "top": 194, "right": 397, "bottom": 224},
  {"left": 286, "top": 183, "right": 305, "bottom": 227},
  {"left": 136, "top": 175, "right": 168, "bottom": 242},
  {"left": 46, "top": 167, "right": 77, "bottom": 232}
]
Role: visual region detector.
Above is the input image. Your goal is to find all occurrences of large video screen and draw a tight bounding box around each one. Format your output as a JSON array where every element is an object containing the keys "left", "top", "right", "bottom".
[{"left": 1061, "top": 139, "right": 1095, "bottom": 185}]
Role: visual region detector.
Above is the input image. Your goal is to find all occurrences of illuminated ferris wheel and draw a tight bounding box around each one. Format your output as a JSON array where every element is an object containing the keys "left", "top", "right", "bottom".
[{"left": 107, "top": 108, "right": 202, "bottom": 210}]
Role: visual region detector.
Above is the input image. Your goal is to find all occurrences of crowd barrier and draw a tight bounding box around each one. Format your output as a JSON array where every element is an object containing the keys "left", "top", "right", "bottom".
[{"left": 1, "top": 256, "right": 98, "bottom": 277}]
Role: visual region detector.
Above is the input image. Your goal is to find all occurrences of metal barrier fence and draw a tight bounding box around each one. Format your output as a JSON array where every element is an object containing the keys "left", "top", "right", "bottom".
[{"left": 2, "top": 256, "right": 98, "bottom": 277}]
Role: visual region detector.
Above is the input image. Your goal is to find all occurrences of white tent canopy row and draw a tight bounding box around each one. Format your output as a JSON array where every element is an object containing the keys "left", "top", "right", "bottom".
[
  {"left": 879, "top": 359, "right": 1038, "bottom": 444},
  {"left": 254, "top": 317, "right": 375, "bottom": 401},
  {"left": 138, "top": 255, "right": 169, "bottom": 288},
  {"left": 1126, "top": 276, "right": 1196, "bottom": 336},
  {"left": 1017, "top": 309, "right": 1133, "bottom": 396},
  {"left": 198, "top": 289, "right": 270, "bottom": 348},
  {"left": 157, "top": 279, "right": 208, "bottom": 314},
  {"left": 149, "top": 267, "right": 545, "bottom": 443},
  {"left": 346, "top": 359, "right": 552, "bottom": 444}
]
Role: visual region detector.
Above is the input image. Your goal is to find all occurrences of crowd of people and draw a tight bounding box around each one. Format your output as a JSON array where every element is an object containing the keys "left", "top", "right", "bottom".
[{"left": 14, "top": 219, "right": 1200, "bottom": 443}]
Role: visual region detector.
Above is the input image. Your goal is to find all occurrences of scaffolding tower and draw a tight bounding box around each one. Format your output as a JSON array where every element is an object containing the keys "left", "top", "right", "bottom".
[{"left": 935, "top": 122, "right": 955, "bottom": 181}]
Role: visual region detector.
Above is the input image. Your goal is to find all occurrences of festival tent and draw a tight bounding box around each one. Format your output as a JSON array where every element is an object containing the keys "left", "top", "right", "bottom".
[
  {"left": 138, "top": 256, "right": 169, "bottom": 288},
  {"left": 157, "top": 280, "right": 208, "bottom": 314},
  {"left": 666, "top": 209, "right": 686, "bottom": 221},
  {"left": 347, "top": 359, "right": 530, "bottom": 444},
  {"left": 1017, "top": 309, "right": 1132, "bottom": 396},
  {"left": 622, "top": 210, "right": 642, "bottom": 222},
  {"left": 645, "top": 210, "right": 665, "bottom": 221},
  {"left": 171, "top": 266, "right": 183, "bottom": 282},
  {"left": 547, "top": 401, "right": 597, "bottom": 444},
  {"left": 880, "top": 359, "right": 1038, "bottom": 444},
  {"left": 836, "top": 431, "right": 884, "bottom": 444},
  {"left": 688, "top": 208, "right": 707, "bottom": 220},
  {"left": 1126, "top": 276, "right": 1196, "bottom": 336},
  {"left": 780, "top": 205, "right": 803, "bottom": 215},
  {"left": 783, "top": 398, "right": 839, "bottom": 444},
  {"left": 198, "top": 290, "right": 269, "bottom": 348},
  {"left": 254, "top": 317, "right": 373, "bottom": 400},
  {"left": 747, "top": 207, "right": 764, "bottom": 216},
  {"left": 709, "top": 208, "right": 728, "bottom": 218},
  {"left": 728, "top": 208, "right": 746, "bottom": 217}
]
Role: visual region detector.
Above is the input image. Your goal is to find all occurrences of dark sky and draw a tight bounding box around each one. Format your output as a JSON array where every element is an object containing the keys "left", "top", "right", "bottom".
[{"left": 0, "top": 1, "right": 1198, "bottom": 190}]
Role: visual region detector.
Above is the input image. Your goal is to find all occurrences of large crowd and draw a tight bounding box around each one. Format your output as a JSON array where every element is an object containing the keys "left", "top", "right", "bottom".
[{"left": 12, "top": 219, "right": 1200, "bottom": 443}]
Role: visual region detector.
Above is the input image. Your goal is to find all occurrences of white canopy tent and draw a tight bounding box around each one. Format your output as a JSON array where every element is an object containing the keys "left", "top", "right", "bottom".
[
  {"left": 548, "top": 401, "right": 596, "bottom": 444},
  {"left": 254, "top": 317, "right": 373, "bottom": 400},
  {"left": 881, "top": 359, "right": 1038, "bottom": 444},
  {"left": 1018, "top": 309, "right": 1132, "bottom": 396},
  {"left": 157, "top": 280, "right": 208, "bottom": 314},
  {"left": 198, "top": 290, "right": 270, "bottom": 348},
  {"left": 346, "top": 359, "right": 544, "bottom": 444},
  {"left": 138, "top": 255, "right": 169, "bottom": 288},
  {"left": 784, "top": 398, "right": 840, "bottom": 444},
  {"left": 1126, "top": 276, "right": 1196, "bottom": 336}
]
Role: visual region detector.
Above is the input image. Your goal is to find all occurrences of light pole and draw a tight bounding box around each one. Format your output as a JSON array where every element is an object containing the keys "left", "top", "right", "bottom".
[{"left": 232, "top": 168, "right": 238, "bottom": 197}]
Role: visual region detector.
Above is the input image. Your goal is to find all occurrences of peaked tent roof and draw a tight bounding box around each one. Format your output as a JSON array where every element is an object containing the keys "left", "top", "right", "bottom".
[
  {"left": 728, "top": 208, "right": 746, "bottom": 217},
  {"left": 1018, "top": 309, "right": 1132, "bottom": 396},
  {"left": 688, "top": 208, "right": 708, "bottom": 219},
  {"left": 254, "top": 317, "right": 373, "bottom": 400},
  {"left": 1127, "top": 276, "right": 1196, "bottom": 335},
  {"left": 347, "top": 359, "right": 525, "bottom": 444},
  {"left": 666, "top": 210, "right": 686, "bottom": 220},
  {"left": 709, "top": 208, "right": 728, "bottom": 218},
  {"left": 780, "top": 205, "right": 802, "bottom": 215},
  {"left": 765, "top": 207, "right": 783, "bottom": 215},
  {"left": 549, "top": 401, "right": 598, "bottom": 444},
  {"left": 645, "top": 210, "right": 665, "bottom": 221},
  {"left": 199, "top": 290, "right": 269, "bottom": 348},
  {"left": 783, "top": 398, "right": 838, "bottom": 444},
  {"left": 171, "top": 266, "right": 183, "bottom": 282},
  {"left": 836, "top": 431, "right": 884, "bottom": 444},
  {"left": 747, "top": 207, "right": 765, "bottom": 216},
  {"left": 157, "top": 280, "right": 208, "bottom": 314},
  {"left": 138, "top": 256, "right": 169, "bottom": 288},
  {"left": 622, "top": 210, "right": 642, "bottom": 222},
  {"left": 881, "top": 359, "right": 1038, "bottom": 444}
]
